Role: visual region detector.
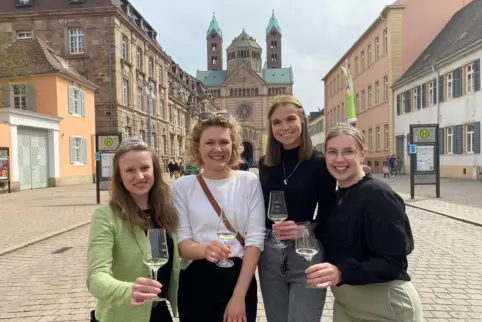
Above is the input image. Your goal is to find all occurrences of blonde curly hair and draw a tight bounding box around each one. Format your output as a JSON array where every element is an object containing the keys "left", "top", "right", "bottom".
[{"left": 185, "top": 115, "right": 244, "bottom": 168}]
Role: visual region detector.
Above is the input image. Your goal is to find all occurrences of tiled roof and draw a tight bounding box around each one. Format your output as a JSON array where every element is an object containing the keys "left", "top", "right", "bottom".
[
  {"left": 196, "top": 70, "right": 227, "bottom": 87},
  {"left": 0, "top": 0, "right": 116, "bottom": 13},
  {"left": 227, "top": 30, "right": 261, "bottom": 50},
  {"left": 0, "top": 38, "right": 97, "bottom": 89},
  {"left": 395, "top": 0, "right": 482, "bottom": 86},
  {"left": 196, "top": 67, "right": 294, "bottom": 87}
]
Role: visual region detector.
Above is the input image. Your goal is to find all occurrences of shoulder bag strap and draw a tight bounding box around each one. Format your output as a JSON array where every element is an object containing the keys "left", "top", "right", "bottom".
[{"left": 196, "top": 174, "right": 245, "bottom": 247}]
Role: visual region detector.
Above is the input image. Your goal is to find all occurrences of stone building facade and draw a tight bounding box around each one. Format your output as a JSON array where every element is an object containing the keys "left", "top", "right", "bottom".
[
  {"left": 197, "top": 12, "right": 294, "bottom": 165},
  {"left": 0, "top": 0, "right": 218, "bottom": 172}
]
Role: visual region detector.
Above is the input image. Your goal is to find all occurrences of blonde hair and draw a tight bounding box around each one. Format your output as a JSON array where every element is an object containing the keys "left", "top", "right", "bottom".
[
  {"left": 325, "top": 123, "right": 365, "bottom": 151},
  {"left": 109, "top": 139, "right": 177, "bottom": 235},
  {"left": 185, "top": 115, "right": 243, "bottom": 168},
  {"left": 264, "top": 95, "right": 313, "bottom": 166}
]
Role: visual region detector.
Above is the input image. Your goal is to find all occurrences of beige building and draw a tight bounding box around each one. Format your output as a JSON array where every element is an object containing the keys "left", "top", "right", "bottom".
[
  {"left": 197, "top": 12, "right": 294, "bottom": 164},
  {"left": 0, "top": 0, "right": 218, "bottom": 172},
  {"left": 322, "top": 0, "right": 471, "bottom": 172},
  {"left": 308, "top": 110, "right": 325, "bottom": 152}
]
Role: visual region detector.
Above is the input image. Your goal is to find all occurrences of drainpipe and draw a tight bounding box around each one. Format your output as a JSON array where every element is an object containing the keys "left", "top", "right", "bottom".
[
  {"left": 107, "top": 13, "right": 114, "bottom": 131},
  {"left": 431, "top": 63, "right": 440, "bottom": 124}
]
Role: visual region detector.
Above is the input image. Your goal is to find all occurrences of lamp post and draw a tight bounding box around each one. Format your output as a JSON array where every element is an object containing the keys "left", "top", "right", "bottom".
[{"left": 143, "top": 86, "right": 155, "bottom": 147}]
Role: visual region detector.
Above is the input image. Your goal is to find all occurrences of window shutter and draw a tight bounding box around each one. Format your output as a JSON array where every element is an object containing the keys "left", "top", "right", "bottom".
[
  {"left": 454, "top": 67, "right": 462, "bottom": 98},
  {"left": 1, "top": 85, "right": 11, "bottom": 108},
  {"left": 80, "top": 90, "right": 86, "bottom": 117},
  {"left": 439, "top": 128, "right": 444, "bottom": 155},
  {"left": 438, "top": 75, "right": 445, "bottom": 102},
  {"left": 82, "top": 137, "right": 88, "bottom": 163},
  {"left": 396, "top": 94, "right": 401, "bottom": 115},
  {"left": 432, "top": 78, "right": 437, "bottom": 104},
  {"left": 417, "top": 86, "right": 422, "bottom": 109},
  {"left": 26, "top": 84, "right": 36, "bottom": 111},
  {"left": 474, "top": 58, "right": 480, "bottom": 92},
  {"left": 68, "top": 86, "right": 74, "bottom": 114},
  {"left": 474, "top": 121, "right": 481, "bottom": 154},
  {"left": 454, "top": 124, "right": 463, "bottom": 154},
  {"left": 69, "top": 136, "right": 75, "bottom": 163},
  {"left": 421, "top": 84, "right": 426, "bottom": 108},
  {"left": 405, "top": 90, "right": 411, "bottom": 113}
]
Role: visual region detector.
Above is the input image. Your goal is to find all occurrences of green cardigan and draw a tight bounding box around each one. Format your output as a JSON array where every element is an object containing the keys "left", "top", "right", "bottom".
[{"left": 87, "top": 205, "right": 180, "bottom": 322}]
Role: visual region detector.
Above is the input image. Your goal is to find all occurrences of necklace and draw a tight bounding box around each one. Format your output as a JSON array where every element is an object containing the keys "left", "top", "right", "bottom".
[
  {"left": 282, "top": 161, "right": 301, "bottom": 185},
  {"left": 336, "top": 188, "right": 352, "bottom": 205}
]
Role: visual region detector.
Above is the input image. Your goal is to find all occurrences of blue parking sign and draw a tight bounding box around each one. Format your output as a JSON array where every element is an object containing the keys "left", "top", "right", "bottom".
[{"left": 409, "top": 144, "right": 417, "bottom": 154}]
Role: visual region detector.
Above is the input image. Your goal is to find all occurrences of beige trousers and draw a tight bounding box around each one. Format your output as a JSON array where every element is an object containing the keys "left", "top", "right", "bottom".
[{"left": 331, "top": 280, "right": 423, "bottom": 322}]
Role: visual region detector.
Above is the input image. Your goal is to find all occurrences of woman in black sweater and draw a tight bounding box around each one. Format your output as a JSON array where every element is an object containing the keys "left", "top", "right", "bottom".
[
  {"left": 258, "top": 95, "right": 337, "bottom": 322},
  {"left": 306, "top": 124, "right": 423, "bottom": 321}
]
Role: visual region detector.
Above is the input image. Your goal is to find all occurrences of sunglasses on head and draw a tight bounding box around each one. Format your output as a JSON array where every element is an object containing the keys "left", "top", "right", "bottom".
[{"left": 198, "top": 112, "right": 231, "bottom": 120}]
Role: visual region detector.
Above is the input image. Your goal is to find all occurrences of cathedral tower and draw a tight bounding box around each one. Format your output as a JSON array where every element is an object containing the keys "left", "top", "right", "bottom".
[
  {"left": 266, "top": 10, "right": 282, "bottom": 69},
  {"left": 206, "top": 13, "right": 223, "bottom": 70}
]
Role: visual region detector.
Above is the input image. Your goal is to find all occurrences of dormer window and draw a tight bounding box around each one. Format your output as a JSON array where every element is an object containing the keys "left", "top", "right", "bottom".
[
  {"left": 125, "top": 5, "right": 133, "bottom": 18},
  {"left": 16, "top": 0, "right": 33, "bottom": 7}
]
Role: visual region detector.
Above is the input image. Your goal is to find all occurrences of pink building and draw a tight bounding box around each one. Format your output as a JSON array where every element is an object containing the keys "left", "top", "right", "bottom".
[{"left": 322, "top": 0, "right": 471, "bottom": 172}]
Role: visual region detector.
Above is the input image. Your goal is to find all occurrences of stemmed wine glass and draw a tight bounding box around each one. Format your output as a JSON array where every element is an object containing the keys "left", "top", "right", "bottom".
[
  {"left": 216, "top": 209, "right": 237, "bottom": 268},
  {"left": 143, "top": 228, "right": 169, "bottom": 302},
  {"left": 295, "top": 222, "right": 320, "bottom": 288},
  {"left": 267, "top": 191, "right": 288, "bottom": 249}
]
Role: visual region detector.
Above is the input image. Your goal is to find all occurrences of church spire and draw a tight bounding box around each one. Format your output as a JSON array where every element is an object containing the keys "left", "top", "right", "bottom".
[
  {"left": 266, "top": 10, "right": 282, "bottom": 35},
  {"left": 206, "top": 12, "right": 223, "bottom": 38}
]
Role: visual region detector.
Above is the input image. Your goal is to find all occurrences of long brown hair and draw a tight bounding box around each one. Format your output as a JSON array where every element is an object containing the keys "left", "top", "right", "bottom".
[
  {"left": 264, "top": 95, "right": 313, "bottom": 166},
  {"left": 109, "top": 139, "right": 177, "bottom": 235}
]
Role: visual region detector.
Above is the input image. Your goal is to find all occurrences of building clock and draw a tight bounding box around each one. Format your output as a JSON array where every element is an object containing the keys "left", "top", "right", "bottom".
[{"left": 237, "top": 104, "right": 252, "bottom": 120}]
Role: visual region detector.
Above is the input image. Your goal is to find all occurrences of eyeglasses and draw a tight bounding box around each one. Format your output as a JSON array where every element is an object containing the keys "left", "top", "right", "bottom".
[
  {"left": 199, "top": 112, "right": 230, "bottom": 120},
  {"left": 325, "top": 150, "right": 357, "bottom": 161}
]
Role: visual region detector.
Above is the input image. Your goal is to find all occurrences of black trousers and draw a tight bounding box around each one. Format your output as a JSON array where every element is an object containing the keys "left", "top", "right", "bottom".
[
  {"left": 90, "top": 301, "right": 172, "bottom": 322},
  {"left": 178, "top": 258, "right": 258, "bottom": 322}
]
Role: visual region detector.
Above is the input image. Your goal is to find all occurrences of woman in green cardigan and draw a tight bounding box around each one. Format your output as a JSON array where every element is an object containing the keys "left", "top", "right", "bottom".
[{"left": 87, "top": 139, "right": 180, "bottom": 322}]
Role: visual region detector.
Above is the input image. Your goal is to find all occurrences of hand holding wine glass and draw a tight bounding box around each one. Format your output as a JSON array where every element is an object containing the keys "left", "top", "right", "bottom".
[
  {"left": 142, "top": 228, "right": 169, "bottom": 302},
  {"left": 216, "top": 209, "right": 237, "bottom": 268},
  {"left": 268, "top": 191, "right": 289, "bottom": 249},
  {"left": 131, "top": 277, "right": 162, "bottom": 307},
  {"left": 295, "top": 223, "right": 321, "bottom": 288}
]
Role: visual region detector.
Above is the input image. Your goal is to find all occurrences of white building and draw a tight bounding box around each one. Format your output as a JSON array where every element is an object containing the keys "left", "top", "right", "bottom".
[
  {"left": 308, "top": 110, "right": 325, "bottom": 152},
  {"left": 392, "top": 1, "right": 481, "bottom": 179}
]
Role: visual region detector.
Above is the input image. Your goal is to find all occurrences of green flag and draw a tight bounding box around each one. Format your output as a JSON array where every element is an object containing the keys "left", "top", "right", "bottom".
[{"left": 341, "top": 64, "right": 357, "bottom": 125}]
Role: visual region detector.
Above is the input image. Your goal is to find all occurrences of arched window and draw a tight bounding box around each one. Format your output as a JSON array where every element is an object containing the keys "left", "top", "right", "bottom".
[
  {"left": 255, "top": 88, "right": 259, "bottom": 96},
  {"left": 243, "top": 88, "right": 246, "bottom": 96},
  {"left": 211, "top": 43, "right": 217, "bottom": 51},
  {"left": 230, "top": 89, "right": 233, "bottom": 96}
]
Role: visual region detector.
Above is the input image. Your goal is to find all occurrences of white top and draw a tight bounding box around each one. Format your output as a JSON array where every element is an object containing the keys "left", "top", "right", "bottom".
[{"left": 172, "top": 171, "right": 266, "bottom": 269}]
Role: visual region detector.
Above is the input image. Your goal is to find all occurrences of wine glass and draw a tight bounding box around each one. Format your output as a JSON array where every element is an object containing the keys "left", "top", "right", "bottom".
[
  {"left": 267, "top": 191, "right": 288, "bottom": 249},
  {"left": 295, "top": 222, "right": 320, "bottom": 288},
  {"left": 143, "top": 228, "right": 169, "bottom": 302},
  {"left": 216, "top": 209, "right": 237, "bottom": 268}
]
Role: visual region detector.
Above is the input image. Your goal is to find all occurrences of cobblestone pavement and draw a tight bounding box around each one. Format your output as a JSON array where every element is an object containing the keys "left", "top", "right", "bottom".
[{"left": 0, "top": 205, "right": 481, "bottom": 321}]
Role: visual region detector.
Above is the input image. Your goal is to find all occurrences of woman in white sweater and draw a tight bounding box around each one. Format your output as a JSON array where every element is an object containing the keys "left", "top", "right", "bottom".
[{"left": 172, "top": 112, "right": 266, "bottom": 322}]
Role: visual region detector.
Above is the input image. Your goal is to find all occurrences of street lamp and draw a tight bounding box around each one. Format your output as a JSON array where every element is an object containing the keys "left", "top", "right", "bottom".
[{"left": 143, "top": 86, "right": 155, "bottom": 147}]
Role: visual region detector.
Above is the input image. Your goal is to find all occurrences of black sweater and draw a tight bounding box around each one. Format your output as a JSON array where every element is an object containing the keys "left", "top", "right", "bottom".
[
  {"left": 258, "top": 147, "right": 337, "bottom": 230},
  {"left": 319, "top": 174, "right": 414, "bottom": 285}
]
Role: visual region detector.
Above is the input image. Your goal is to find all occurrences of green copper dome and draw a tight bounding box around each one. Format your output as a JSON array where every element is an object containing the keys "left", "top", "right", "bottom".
[
  {"left": 266, "top": 10, "right": 282, "bottom": 35},
  {"left": 206, "top": 12, "right": 222, "bottom": 38}
]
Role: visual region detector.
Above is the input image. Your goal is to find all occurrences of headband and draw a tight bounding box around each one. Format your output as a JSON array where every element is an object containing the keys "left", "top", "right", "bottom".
[{"left": 270, "top": 95, "right": 303, "bottom": 109}]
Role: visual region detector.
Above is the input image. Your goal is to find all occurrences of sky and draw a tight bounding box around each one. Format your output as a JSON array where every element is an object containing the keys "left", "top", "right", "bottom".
[{"left": 130, "top": 0, "right": 394, "bottom": 112}]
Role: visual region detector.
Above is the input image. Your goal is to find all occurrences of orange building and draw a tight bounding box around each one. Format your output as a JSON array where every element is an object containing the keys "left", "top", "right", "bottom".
[{"left": 0, "top": 38, "right": 97, "bottom": 192}]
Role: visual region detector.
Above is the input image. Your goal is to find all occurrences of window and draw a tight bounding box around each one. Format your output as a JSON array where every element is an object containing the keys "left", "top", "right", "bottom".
[
  {"left": 429, "top": 81, "right": 435, "bottom": 105},
  {"left": 16, "top": 30, "right": 32, "bottom": 39},
  {"left": 68, "top": 86, "right": 85, "bottom": 116},
  {"left": 356, "top": 93, "right": 360, "bottom": 113},
  {"left": 355, "top": 57, "right": 359, "bottom": 75},
  {"left": 368, "top": 85, "right": 372, "bottom": 107},
  {"left": 12, "top": 84, "right": 27, "bottom": 110},
  {"left": 376, "top": 126, "right": 380, "bottom": 150},
  {"left": 122, "top": 78, "right": 129, "bottom": 106},
  {"left": 362, "top": 130, "right": 366, "bottom": 141},
  {"left": 121, "top": 35, "right": 128, "bottom": 60},
  {"left": 446, "top": 127, "right": 453, "bottom": 154},
  {"left": 361, "top": 90, "right": 366, "bottom": 110},
  {"left": 136, "top": 47, "right": 143, "bottom": 70},
  {"left": 383, "top": 28, "right": 388, "bottom": 53},
  {"left": 466, "top": 63, "right": 474, "bottom": 93},
  {"left": 162, "top": 135, "right": 167, "bottom": 154},
  {"left": 401, "top": 92, "right": 406, "bottom": 112},
  {"left": 375, "top": 37, "right": 380, "bottom": 60},
  {"left": 368, "top": 128, "right": 373, "bottom": 151},
  {"left": 367, "top": 45, "right": 372, "bottom": 67},
  {"left": 466, "top": 124, "right": 474, "bottom": 153},
  {"left": 148, "top": 57, "right": 154, "bottom": 78},
  {"left": 69, "top": 136, "right": 87, "bottom": 164},
  {"left": 384, "top": 124, "right": 388, "bottom": 149},
  {"left": 140, "top": 130, "right": 146, "bottom": 142},
  {"left": 375, "top": 81, "right": 380, "bottom": 105},
  {"left": 447, "top": 72, "right": 453, "bottom": 99},
  {"left": 361, "top": 51, "right": 365, "bottom": 71},
  {"left": 137, "top": 86, "right": 143, "bottom": 111},
  {"left": 158, "top": 67, "right": 163, "bottom": 85},
  {"left": 413, "top": 87, "right": 418, "bottom": 111},
  {"left": 384, "top": 76, "right": 388, "bottom": 101},
  {"left": 69, "top": 28, "right": 85, "bottom": 54}
]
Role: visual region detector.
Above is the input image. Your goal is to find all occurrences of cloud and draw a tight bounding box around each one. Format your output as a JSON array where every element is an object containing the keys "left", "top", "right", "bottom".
[{"left": 130, "top": 0, "right": 393, "bottom": 112}]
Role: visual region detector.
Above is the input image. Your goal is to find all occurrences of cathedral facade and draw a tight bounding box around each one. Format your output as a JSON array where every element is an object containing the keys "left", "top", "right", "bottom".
[{"left": 196, "top": 11, "right": 294, "bottom": 165}]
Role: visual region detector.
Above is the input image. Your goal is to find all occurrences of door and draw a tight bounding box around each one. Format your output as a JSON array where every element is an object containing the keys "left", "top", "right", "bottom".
[{"left": 17, "top": 127, "right": 49, "bottom": 190}]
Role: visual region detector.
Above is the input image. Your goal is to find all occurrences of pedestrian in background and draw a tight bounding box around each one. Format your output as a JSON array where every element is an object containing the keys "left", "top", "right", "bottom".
[
  {"left": 258, "top": 94, "right": 337, "bottom": 322},
  {"left": 307, "top": 124, "right": 423, "bottom": 322},
  {"left": 382, "top": 161, "right": 390, "bottom": 179},
  {"left": 87, "top": 139, "right": 180, "bottom": 322}
]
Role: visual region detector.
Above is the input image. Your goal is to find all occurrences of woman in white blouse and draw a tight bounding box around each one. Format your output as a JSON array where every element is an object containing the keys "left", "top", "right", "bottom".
[{"left": 172, "top": 112, "right": 266, "bottom": 322}]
